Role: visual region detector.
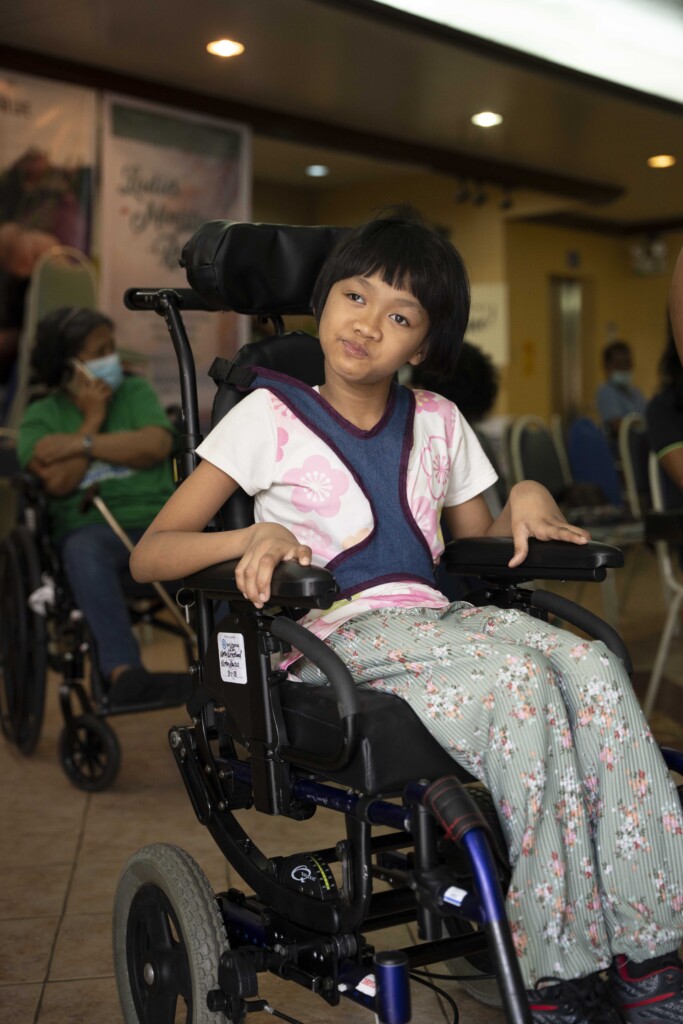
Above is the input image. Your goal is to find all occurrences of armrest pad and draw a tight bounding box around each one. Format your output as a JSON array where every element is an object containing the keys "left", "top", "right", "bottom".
[
  {"left": 184, "top": 559, "right": 339, "bottom": 609},
  {"left": 444, "top": 536, "right": 624, "bottom": 582}
]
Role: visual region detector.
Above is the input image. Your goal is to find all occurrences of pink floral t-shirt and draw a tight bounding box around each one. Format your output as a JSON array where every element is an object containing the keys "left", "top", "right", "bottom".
[{"left": 196, "top": 387, "right": 497, "bottom": 663}]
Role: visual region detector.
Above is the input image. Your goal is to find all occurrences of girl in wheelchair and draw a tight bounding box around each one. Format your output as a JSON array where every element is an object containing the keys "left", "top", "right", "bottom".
[{"left": 131, "top": 210, "right": 683, "bottom": 1024}]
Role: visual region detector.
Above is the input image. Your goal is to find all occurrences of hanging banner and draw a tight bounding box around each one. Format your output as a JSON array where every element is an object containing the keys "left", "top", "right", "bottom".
[
  {"left": 101, "top": 95, "right": 251, "bottom": 418},
  {"left": 0, "top": 69, "right": 96, "bottom": 380}
]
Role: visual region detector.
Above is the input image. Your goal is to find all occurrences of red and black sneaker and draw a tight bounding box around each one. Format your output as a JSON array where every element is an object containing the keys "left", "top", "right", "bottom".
[
  {"left": 610, "top": 952, "right": 683, "bottom": 1022},
  {"left": 527, "top": 972, "right": 623, "bottom": 1024}
]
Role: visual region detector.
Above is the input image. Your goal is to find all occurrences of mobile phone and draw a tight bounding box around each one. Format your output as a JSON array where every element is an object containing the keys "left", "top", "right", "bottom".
[{"left": 70, "top": 357, "right": 97, "bottom": 381}]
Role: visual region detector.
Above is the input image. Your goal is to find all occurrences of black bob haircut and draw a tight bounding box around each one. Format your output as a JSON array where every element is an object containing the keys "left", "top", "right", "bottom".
[
  {"left": 311, "top": 207, "right": 470, "bottom": 380},
  {"left": 30, "top": 307, "right": 113, "bottom": 388}
]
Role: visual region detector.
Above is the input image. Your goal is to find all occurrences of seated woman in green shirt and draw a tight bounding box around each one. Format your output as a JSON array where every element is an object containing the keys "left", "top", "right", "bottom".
[{"left": 17, "top": 306, "right": 190, "bottom": 705}]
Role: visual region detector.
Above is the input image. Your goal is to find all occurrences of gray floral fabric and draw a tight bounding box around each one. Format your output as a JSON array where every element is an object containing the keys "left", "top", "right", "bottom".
[{"left": 297, "top": 603, "right": 683, "bottom": 986}]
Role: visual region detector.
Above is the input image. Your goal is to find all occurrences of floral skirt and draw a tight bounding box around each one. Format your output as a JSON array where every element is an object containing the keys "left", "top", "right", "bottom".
[{"left": 296, "top": 602, "right": 683, "bottom": 986}]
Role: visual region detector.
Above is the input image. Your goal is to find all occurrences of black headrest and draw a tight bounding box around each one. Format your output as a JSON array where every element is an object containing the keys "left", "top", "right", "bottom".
[{"left": 180, "top": 221, "right": 349, "bottom": 316}]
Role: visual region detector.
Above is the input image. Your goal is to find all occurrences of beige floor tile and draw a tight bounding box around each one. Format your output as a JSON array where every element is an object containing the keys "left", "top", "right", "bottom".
[
  {"left": 49, "top": 913, "right": 113, "bottom": 981},
  {"left": 0, "top": 917, "right": 60, "bottom": 985},
  {"left": 0, "top": 983, "right": 42, "bottom": 1024},
  {"left": 37, "top": 977, "right": 124, "bottom": 1024},
  {"left": 0, "top": 822, "right": 81, "bottom": 869},
  {"left": 0, "top": 863, "right": 72, "bottom": 920}
]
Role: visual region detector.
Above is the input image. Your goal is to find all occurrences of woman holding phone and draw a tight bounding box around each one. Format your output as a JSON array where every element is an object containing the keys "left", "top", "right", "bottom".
[{"left": 16, "top": 306, "right": 190, "bottom": 705}]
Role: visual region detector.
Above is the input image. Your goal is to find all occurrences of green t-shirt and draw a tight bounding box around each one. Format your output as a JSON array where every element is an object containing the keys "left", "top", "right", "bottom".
[{"left": 17, "top": 375, "right": 176, "bottom": 541}]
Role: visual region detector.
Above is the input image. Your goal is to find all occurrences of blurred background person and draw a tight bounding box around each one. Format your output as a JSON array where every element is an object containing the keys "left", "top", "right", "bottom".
[
  {"left": 16, "top": 306, "right": 190, "bottom": 705},
  {"left": 596, "top": 339, "right": 647, "bottom": 445}
]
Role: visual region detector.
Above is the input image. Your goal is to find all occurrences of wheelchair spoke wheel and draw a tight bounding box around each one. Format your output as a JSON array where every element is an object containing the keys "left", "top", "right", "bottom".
[
  {"left": 113, "top": 844, "right": 229, "bottom": 1024},
  {"left": 58, "top": 713, "right": 121, "bottom": 791},
  {"left": 0, "top": 526, "right": 47, "bottom": 753}
]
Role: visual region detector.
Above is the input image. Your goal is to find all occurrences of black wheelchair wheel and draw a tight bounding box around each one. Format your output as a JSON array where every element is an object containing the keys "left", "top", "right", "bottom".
[
  {"left": 58, "top": 713, "right": 121, "bottom": 791},
  {"left": 0, "top": 527, "right": 47, "bottom": 754},
  {"left": 113, "top": 843, "right": 229, "bottom": 1024}
]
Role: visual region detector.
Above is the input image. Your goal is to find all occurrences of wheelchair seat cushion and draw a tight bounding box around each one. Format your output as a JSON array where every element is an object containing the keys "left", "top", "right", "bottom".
[{"left": 279, "top": 681, "right": 472, "bottom": 794}]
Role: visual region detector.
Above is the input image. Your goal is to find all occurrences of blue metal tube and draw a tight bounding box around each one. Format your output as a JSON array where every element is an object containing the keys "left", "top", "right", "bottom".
[{"left": 375, "top": 951, "right": 411, "bottom": 1024}]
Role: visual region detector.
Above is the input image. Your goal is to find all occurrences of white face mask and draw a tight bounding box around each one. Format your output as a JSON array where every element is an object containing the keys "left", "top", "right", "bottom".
[{"left": 84, "top": 353, "right": 124, "bottom": 391}]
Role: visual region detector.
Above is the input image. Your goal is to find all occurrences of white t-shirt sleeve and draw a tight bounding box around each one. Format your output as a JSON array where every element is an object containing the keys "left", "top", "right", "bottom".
[
  {"left": 443, "top": 410, "right": 498, "bottom": 507},
  {"left": 195, "top": 390, "right": 277, "bottom": 495}
]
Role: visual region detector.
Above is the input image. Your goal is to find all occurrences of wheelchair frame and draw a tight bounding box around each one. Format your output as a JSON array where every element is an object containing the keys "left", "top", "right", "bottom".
[
  {"left": 113, "top": 232, "right": 683, "bottom": 1024},
  {"left": 0, "top": 465, "right": 195, "bottom": 791}
]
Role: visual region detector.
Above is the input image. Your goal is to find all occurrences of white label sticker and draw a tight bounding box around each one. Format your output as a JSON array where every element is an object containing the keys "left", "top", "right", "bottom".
[
  {"left": 443, "top": 885, "right": 468, "bottom": 906},
  {"left": 217, "top": 632, "right": 247, "bottom": 684},
  {"left": 356, "top": 974, "right": 376, "bottom": 996}
]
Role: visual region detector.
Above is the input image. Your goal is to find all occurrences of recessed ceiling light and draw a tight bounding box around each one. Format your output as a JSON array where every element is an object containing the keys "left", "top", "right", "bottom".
[
  {"left": 206, "top": 39, "right": 245, "bottom": 58},
  {"left": 647, "top": 154, "right": 676, "bottom": 168},
  {"left": 471, "top": 111, "right": 503, "bottom": 128},
  {"left": 305, "top": 164, "right": 330, "bottom": 177}
]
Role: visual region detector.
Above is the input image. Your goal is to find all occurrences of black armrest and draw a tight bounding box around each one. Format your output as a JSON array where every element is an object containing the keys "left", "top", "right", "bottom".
[
  {"left": 184, "top": 559, "right": 338, "bottom": 609},
  {"left": 444, "top": 536, "right": 624, "bottom": 582},
  {"left": 645, "top": 510, "right": 683, "bottom": 545}
]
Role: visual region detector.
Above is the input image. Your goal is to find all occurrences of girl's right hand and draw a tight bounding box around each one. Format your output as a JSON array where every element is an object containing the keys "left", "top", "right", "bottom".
[{"left": 234, "top": 523, "right": 312, "bottom": 608}]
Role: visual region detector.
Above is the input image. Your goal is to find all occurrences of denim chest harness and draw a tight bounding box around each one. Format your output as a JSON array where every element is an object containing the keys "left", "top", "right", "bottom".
[{"left": 238, "top": 367, "right": 437, "bottom": 599}]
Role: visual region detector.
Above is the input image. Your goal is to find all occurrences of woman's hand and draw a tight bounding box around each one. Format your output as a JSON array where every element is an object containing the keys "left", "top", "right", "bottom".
[
  {"left": 506, "top": 480, "right": 591, "bottom": 567},
  {"left": 235, "top": 523, "right": 312, "bottom": 607},
  {"left": 71, "top": 368, "right": 111, "bottom": 423}
]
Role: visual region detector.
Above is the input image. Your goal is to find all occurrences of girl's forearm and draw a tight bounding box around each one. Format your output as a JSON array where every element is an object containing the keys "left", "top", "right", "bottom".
[{"left": 130, "top": 525, "right": 255, "bottom": 582}]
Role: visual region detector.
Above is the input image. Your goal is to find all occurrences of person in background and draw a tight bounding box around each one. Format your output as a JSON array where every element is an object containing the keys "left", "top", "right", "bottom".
[
  {"left": 17, "top": 306, "right": 190, "bottom": 706},
  {"left": 646, "top": 327, "right": 683, "bottom": 510},
  {"left": 596, "top": 340, "right": 646, "bottom": 442}
]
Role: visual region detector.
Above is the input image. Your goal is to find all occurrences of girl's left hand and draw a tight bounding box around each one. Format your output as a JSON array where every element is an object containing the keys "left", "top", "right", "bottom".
[{"left": 507, "top": 481, "right": 591, "bottom": 567}]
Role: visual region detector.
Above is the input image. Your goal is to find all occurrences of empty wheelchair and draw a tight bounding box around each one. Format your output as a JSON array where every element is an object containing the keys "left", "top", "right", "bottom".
[
  {"left": 0, "top": 462, "right": 196, "bottom": 791},
  {"left": 113, "top": 221, "right": 683, "bottom": 1024}
]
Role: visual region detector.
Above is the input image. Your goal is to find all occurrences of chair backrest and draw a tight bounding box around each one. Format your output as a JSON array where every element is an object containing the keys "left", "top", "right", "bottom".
[
  {"left": 508, "top": 415, "right": 567, "bottom": 499},
  {"left": 550, "top": 413, "right": 573, "bottom": 486},
  {"left": 619, "top": 413, "right": 650, "bottom": 518},
  {"left": 6, "top": 246, "right": 98, "bottom": 429},
  {"left": 474, "top": 427, "right": 506, "bottom": 516},
  {"left": 566, "top": 416, "right": 623, "bottom": 507}
]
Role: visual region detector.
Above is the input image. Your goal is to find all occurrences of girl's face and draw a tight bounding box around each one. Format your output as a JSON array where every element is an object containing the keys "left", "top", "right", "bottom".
[{"left": 318, "top": 273, "right": 429, "bottom": 387}]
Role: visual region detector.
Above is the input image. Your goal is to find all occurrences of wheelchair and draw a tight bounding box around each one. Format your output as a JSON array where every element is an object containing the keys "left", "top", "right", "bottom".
[
  {"left": 0, "top": 455, "right": 196, "bottom": 792},
  {"left": 113, "top": 221, "right": 683, "bottom": 1024}
]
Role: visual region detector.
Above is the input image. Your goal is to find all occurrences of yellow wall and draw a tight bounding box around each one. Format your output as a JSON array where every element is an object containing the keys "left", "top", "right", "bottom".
[{"left": 505, "top": 223, "right": 683, "bottom": 420}]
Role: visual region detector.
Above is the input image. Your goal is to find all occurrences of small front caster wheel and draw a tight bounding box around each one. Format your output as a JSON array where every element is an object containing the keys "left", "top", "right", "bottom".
[{"left": 58, "top": 713, "right": 121, "bottom": 791}]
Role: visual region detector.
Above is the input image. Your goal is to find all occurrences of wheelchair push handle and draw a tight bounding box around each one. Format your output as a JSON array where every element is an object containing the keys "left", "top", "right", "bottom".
[{"left": 123, "top": 287, "right": 217, "bottom": 312}]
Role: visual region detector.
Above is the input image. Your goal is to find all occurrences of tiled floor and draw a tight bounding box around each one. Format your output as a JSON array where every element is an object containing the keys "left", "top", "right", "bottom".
[{"left": 1, "top": 545, "right": 682, "bottom": 1024}]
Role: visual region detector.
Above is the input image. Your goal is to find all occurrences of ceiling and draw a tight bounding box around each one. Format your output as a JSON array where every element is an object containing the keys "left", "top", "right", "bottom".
[{"left": 1, "top": 0, "right": 683, "bottom": 231}]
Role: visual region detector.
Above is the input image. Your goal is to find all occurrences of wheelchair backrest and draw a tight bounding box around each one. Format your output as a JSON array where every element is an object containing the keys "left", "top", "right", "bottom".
[{"left": 179, "top": 220, "right": 348, "bottom": 532}]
